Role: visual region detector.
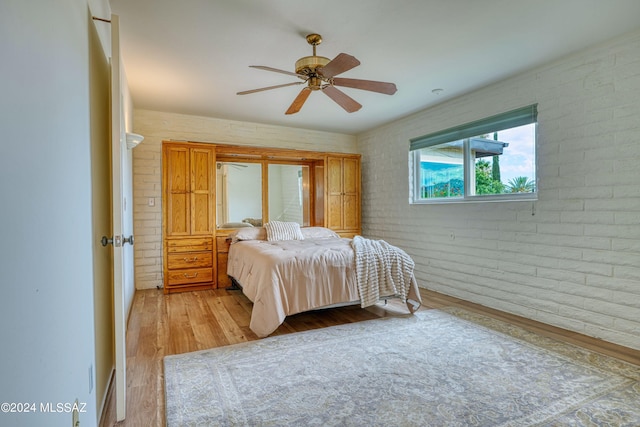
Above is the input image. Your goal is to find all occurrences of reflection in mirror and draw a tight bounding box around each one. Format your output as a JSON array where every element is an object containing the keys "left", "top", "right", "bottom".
[
  {"left": 216, "top": 162, "right": 262, "bottom": 228},
  {"left": 269, "top": 164, "right": 310, "bottom": 226}
]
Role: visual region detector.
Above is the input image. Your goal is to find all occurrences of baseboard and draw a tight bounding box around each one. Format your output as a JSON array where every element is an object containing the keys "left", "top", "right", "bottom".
[{"left": 98, "top": 368, "right": 115, "bottom": 427}]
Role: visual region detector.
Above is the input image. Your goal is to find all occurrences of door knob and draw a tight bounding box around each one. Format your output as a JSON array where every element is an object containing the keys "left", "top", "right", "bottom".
[
  {"left": 101, "top": 235, "right": 122, "bottom": 247},
  {"left": 123, "top": 235, "right": 134, "bottom": 246}
]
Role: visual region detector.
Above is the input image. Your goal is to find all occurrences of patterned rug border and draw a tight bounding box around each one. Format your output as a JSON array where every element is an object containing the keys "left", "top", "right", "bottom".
[{"left": 438, "top": 306, "right": 640, "bottom": 381}]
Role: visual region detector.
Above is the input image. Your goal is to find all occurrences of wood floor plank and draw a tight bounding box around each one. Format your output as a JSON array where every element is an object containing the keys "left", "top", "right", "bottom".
[
  {"left": 166, "top": 293, "right": 198, "bottom": 355},
  {"left": 203, "top": 293, "right": 256, "bottom": 345},
  {"left": 100, "top": 287, "right": 640, "bottom": 426}
]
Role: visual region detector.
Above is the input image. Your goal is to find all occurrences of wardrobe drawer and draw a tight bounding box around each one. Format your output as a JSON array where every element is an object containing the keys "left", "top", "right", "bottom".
[
  {"left": 216, "top": 236, "right": 231, "bottom": 253},
  {"left": 166, "top": 237, "right": 212, "bottom": 253},
  {"left": 167, "top": 251, "right": 213, "bottom": 269},
  {"left": 166, "top": 268, "right": 213, "bottom": 286}
]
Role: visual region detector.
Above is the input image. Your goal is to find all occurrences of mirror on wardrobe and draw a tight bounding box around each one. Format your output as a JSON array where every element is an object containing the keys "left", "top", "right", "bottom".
[
  {"left": 216, "top": 161, "right": 262, "bottom": 228},
  {"left": 216, "top": 161, "right": 312, "bottom": 229},
  {"left": 268, "top": 164, "right": 310, "bottom": 226}
]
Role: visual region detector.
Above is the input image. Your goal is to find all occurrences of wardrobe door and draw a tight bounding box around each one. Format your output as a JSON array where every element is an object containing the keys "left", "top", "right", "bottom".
[
  {"left": 190, "top": 147, "right": 215, "bottom": 235},
  {"left": 325, "top": 155, "right": 361, "bottom": 237},
  {"left": 164, "top": 145, "right": 190, "bottom": 237},
  {"left": 341, "top": 157, "right": 360, "bottom": 232}
]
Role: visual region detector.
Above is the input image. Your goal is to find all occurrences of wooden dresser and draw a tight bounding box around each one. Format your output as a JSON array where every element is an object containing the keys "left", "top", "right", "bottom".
[{"left": 165, "top": 237, "right": 214, "bottom": 292}]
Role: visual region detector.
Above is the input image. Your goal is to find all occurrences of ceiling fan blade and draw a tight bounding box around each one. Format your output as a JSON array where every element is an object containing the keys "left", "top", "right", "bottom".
[
  {"left": 319, "top": 53, "right": 360, "bottom": 78},
  {"left": 237, "top": 81, "right": 304, "bottom": 95},
  {"left": 331, "top": 77, "right": 397, "bottom": 95},
  {"left": 285, "top": 87, "right": 312, "bottom": 115},
  {"left": 322, "top": 85, "right": 362, "bottom": 113},
  {"left": 249, "top": 65, "right": 305, "bottom": 79}
]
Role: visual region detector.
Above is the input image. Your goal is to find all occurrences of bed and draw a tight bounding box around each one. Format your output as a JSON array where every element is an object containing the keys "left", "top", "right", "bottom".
[{"left": 226, "top": 222, "right": 422, "bottom": 337}]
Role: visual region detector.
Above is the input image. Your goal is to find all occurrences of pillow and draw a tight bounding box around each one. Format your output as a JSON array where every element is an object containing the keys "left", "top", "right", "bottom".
[
  {"left": 264, "top": 221, "right": 305, "bottom": 241},
  {"left": 242, "top": 217, "right": 263, "bottom": 227},
  {"left": 300, "top": 227, "right": 340, "bottom": 240},
  {"left": 229, "top": 227, "right": 267, "bottom": 243},
  {"left": 220, "top": 222, "right": 253, "bottom": 229}
]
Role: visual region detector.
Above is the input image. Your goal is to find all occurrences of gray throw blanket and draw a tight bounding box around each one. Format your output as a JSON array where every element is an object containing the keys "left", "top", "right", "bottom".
[{"left": 351, "top": 236, "right": 416, "bottom": 308}]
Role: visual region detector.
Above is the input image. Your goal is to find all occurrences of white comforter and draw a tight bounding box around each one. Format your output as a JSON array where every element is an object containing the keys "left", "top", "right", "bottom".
[{"left": 226, "top": 237, "right": 421, "bottom": 337}]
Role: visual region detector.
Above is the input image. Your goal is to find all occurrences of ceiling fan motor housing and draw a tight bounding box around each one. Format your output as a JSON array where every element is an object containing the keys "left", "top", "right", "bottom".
[{"left": 295, "top": 56, "right": 331, "bottom": 76}]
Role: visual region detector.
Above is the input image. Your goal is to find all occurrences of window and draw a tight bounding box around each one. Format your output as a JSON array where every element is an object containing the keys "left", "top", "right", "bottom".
[{"left": 410, "top": 105, "right": 537, "bottom": 203}]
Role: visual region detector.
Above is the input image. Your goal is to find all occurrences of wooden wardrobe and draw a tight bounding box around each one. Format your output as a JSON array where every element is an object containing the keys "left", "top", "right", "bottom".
[
  {"left": 162, "top": 143, "right": 215, "bottom": 293},
  {"left": 161, "top": 141, "right": 361, "bottom": 293}
]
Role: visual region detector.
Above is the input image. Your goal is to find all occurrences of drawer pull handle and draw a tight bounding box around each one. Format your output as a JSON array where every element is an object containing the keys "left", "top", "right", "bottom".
[
  {"left": 183, "top": 273, "right": 199, "bottom": 278},
  {"left": 183, "top": 257, "right": 198, "bottom": 262}
]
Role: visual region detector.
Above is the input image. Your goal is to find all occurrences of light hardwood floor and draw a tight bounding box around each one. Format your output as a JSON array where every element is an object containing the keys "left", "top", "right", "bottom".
[{"left": 100, "top": 287, "right": 640, "bottom": 426}]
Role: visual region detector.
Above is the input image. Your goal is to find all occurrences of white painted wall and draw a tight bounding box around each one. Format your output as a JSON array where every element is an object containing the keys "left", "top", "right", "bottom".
[
  {"left": 357, "top": 29, "right": 640, "bottom": 350},
  {"left": 132, "top": 110, "right": 357, "bottom": 289},
  {"left": 0, "top": 0, "right": 102, "bottom": 425}
]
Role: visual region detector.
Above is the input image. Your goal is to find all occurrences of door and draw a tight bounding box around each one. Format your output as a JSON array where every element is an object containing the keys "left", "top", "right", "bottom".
[
  {"left": 89, "top": 14, "right": 114, "bottom": 420},
  {"left": 110, "top": 14, "right": 128, "bottom": 422},
  {"left": 190, "top": 147, "right": 215, "bottom": 235},
  {"left": 326, "top": 156, "right": 344, "bottom": 230},
  {"left": 341, "top": 157, "right": 360, "bottom": 231},
  {"left": 325, "top": 156, "right": 360, "bottom": 233},
  {"left": 163, "top": 143, "right": 215, "bottom": 236},
  {"left": 164, "top": 144, "right": 191, "bottom": 236}
]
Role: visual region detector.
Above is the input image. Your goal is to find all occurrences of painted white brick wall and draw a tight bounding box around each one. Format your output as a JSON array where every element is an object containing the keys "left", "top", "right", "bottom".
[
  {"left": 357, "top": 30, "right": 640, "bottom": 350},
  {"left": 131, "top": 110, "right": 357, "bottom": 290}
]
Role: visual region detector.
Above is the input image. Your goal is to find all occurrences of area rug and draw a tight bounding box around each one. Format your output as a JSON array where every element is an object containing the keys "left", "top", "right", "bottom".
[{"left": 164, "top": 308, "right": 640, "bottom": 426}]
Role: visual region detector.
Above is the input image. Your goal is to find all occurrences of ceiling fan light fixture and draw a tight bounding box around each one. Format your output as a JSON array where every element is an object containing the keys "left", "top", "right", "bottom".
[{"left": 126, "top": 132, "right": 144, "bottom": 149}]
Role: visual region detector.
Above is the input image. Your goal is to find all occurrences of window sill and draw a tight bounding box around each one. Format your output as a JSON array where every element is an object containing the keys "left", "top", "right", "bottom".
[{"left": 410, "top": 193, "right": 537, "bottom": 205}]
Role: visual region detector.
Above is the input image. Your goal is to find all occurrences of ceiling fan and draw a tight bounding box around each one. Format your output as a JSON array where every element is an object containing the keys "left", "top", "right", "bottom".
[{"left": 237, "top": 33, "right": 397, "bottom": 115}]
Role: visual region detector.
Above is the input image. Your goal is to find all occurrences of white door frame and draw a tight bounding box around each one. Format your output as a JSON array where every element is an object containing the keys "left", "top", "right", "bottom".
[{"left": 110, "top": 14, "right": 128, "bottom": 422}]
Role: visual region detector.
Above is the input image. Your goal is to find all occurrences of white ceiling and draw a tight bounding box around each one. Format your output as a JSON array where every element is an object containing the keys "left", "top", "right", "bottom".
[{"left": 109, "top": 0, "right": 640, "bottom": 135}]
